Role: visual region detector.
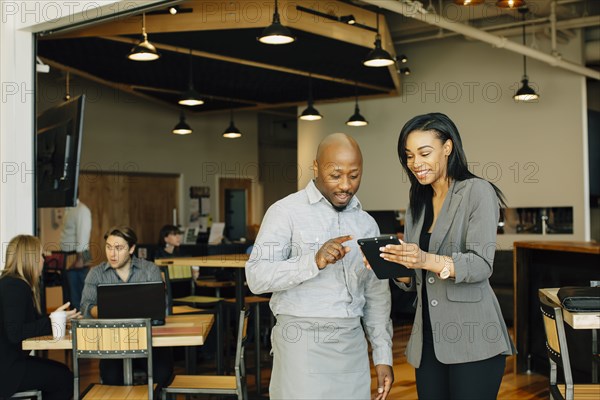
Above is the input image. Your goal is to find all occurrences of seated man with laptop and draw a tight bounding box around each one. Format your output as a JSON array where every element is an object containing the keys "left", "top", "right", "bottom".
[{"left": 80, "top": 226, "right": 173, "bottom": 390}]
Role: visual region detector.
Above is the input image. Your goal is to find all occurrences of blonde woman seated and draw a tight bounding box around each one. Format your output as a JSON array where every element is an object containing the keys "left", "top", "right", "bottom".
[{"left": 0, "top": 235, "right": 81, "bottom": 399}]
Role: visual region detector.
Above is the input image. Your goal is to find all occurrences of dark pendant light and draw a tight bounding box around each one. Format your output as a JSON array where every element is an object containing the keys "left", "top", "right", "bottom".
[
  {"left": 179, "top": 49, "right": 204, "bottom": 106},
  {"left": 223, "top": 109, "right": 242, "bottom": 138},
  {"left": 299, "top": 76, "right": 322, "bottom": 121},
  {"left": 346, "top": 85, "right": 368, "bottom": 127},
  {"left": 514, "top": 7, "right": 539, "bottom": 102},
  {"left": 496, "top": 0, "right": 525, "bottom": 8},
  {"left": 172, "top": 111, "right": 192, "bottom": 135},
  {"left": 128, "top": 13, "right": 160, "bottom": 61},
  {"left": 258, "top": 0, "right": 295, "bottom": 45},
  {"left": 363, "top": 12, "right": 395, "bottom": 68}
]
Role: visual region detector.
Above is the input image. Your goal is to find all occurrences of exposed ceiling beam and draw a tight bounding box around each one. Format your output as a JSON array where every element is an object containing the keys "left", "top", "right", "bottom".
[
  {"left": 365, "top": 0, "right": 600, "bottom": 80},
  {"left": 43, "top": 0, "right": 392, "bottom": 49},
  {"left": 101, "top": 35, "right": 396, "bottom": 93},
  {"left": 40, "top": 56, "right": 391, "bottom": 116},
  {"left": 129, "top": 84, "right": 269, "bottom": 107},
  {"left": 39, "top": 57, "right": 182, "bottom": 111}
]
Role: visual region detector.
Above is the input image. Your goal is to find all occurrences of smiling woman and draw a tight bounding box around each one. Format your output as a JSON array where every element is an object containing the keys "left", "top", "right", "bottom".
[{"left": 383, "top": 112, "right": 515, "bottom": 400}]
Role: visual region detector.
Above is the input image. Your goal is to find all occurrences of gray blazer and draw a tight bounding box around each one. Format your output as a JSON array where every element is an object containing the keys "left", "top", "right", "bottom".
[{"left": 397, "top": 178, "right": 515, "bottom": 367}]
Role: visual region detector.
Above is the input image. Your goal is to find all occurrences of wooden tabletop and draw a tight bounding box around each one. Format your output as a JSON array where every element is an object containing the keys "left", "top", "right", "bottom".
[
  {"left": 155, "top": 254, "right": 249, "bottom": 268},
  {"left": 22, "top": 314, "right": 214, "bottom": 351},
  {"left": 515, "top": 241, "right": 600, "bottom": 255},
  {"left": 539, "top": 288, "right": 600, "bottom": 330}
]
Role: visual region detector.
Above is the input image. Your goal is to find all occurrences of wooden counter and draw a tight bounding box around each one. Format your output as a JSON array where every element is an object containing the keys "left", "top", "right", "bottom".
[{"left": 514, "top": 241, "right": 599, "bottom": 377}]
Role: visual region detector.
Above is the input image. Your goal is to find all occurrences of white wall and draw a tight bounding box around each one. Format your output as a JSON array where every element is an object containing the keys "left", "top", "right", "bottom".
[
  {"left": 298, "top": 35, "right": 589, "bottom": 249},
  {"left": 0, "top": 0, "right": 166, "bottom": 257},
  {"left": 38, "top": 74, "right": 263, "bottom": 228}
]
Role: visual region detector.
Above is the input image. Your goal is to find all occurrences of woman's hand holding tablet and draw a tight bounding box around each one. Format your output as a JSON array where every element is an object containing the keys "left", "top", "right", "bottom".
[{"left": 358, "top": 235, "right": 414, "bottom": 280}]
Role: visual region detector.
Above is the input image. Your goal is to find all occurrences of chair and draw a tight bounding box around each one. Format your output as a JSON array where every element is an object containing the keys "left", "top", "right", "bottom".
[
  {"left": 10, "top": 390, "right": 42, "bottom": 399},
  {"left": 71, "top": 318, "right": 154, "bottom": 400},
  {"left": 161, "top": 309, "right": 249, "bottom": 400},
  {"left": 224, "top": 295, "right": 271, "bottom": 395},
  {"left": 195, "top": 278, "right": 235, "bottom": 298},
  {"left": 159, "top": 265, "right": 225, "bottom": 373},
  {"left": 41, "top": 252, "right": 70, "bottom": 314},
  {"left": 539, "top": 295, "right": 599, "bottom": 400}
]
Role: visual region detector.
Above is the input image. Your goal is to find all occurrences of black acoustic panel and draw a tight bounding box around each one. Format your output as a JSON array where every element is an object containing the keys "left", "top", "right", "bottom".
[
  {"left": 38, "top": 34, "right": 390, "bottom": 112},
  {"left": 151, "top": 28, "right": 395, "bottom": 88}
]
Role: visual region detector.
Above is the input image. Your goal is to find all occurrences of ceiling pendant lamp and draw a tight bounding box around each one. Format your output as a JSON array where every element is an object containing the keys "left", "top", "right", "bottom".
[
  {"left": 258, "top": 0, "right": 295, "bottom": 45},
  {"left": 346, "top": 86, "right": 368, "bottom": 127},
  {"left": 179, "top": 49, "right": 204, "bottom": 106},
  {"left": 299, "top": 76, "right": 322, "bottom": 121},
  {"left": 223, "top": 109, "right": 242, "bottom": 138},
  {"left": 128, "top": 13, "right": 160, "bottom": 61},
  {"left": 514, "top": 8, "right": 539, "bottom": 102},
  {"left": 172, "top": 111, "right": 192, "bottom": 135},
  {"left": 363, "top": 12, "right": 395, "bottom": 68},
  {"left": 496, "top": 0, "right": 526, "bottom": 9},
  {"left": 453, "top": 0, "right": 484, "bottom": 5}
]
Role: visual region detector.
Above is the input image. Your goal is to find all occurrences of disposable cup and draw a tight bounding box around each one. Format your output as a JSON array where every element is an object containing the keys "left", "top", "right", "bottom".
[{"left": 50, "top": 310, "right": 67, "bottom": 339}]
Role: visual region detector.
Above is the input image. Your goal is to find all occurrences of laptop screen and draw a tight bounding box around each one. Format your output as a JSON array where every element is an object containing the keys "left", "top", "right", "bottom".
[{"left": 97, "top": 281, "right": 166, "bottom": 325}]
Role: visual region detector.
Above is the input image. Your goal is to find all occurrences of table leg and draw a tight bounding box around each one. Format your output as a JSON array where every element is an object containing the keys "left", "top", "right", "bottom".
[
  {"left": 235, "top": 269, "right": 245, "bottom": 316},
  {"left": 255, "top": 303, "right": 261, "bottom": 395},
  {"left": 124, "top": 359, "right": 133, "bottom": 385},
  {"left": 592, "top": 328, "right": 598, "bottom": 384}
]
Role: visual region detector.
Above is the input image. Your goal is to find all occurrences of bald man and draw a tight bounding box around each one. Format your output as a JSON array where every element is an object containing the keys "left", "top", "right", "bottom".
[{"left": 246, "top": 133, "right": 394, "bottom": 400}]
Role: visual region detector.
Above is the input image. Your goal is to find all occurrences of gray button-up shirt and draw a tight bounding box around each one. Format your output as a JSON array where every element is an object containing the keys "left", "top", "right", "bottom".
[
  {"left": 80, "top": 256, "right": 162, "bottom": 318},
  {"left": 246, "top": 180, "right": 393, "bottom": 366}
]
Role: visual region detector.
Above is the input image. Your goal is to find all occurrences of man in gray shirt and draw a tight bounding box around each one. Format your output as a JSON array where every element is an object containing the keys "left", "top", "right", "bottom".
[
  {"left": 80, "top": 226, "right": 172, "bottom": 391},
  {"left": 246, "top": 133, "right": 394, "bottom": 400}
]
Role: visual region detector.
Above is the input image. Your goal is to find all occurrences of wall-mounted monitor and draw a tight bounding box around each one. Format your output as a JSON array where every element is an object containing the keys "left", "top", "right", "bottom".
[{"left": 36, "top": 95, "right": 85, "bottom": 208}]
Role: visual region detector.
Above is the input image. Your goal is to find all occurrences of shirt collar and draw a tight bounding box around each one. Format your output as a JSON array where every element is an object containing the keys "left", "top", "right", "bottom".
[{"left": 305, "top": 179, "right": 362, "bottom": 211}]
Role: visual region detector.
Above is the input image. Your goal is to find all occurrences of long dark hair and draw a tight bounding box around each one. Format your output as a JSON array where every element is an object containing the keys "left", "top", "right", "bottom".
[
  {"left": 157, "top": 225, "right": 181, "bottom": 248},
  {"left": 397, "top": 112, "right": 506, "bottom": 219}
]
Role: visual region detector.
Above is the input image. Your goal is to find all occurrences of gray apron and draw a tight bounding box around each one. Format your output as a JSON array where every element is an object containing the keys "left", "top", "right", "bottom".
[{"left": 269, "top": 315, "right": 371, "bottom": 400}]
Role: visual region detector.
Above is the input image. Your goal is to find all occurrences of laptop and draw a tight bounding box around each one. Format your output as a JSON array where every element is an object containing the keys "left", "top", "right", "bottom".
[{"left": 97, "top": 282, "right": 166, "bottom": 326}]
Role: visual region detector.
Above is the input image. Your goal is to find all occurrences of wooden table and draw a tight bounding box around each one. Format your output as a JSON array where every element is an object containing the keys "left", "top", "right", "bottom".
[
  {"left": 22, "top": 314, "right": 214, "bottom": 350},
  {"left": 23, "top": 314, "right": 213, "bottom": 385},
  {"left": 514, "top": 241, "right": 600, "bottom": 375},
  {"left": 155, "top": 254, "right": 250, "bottom": 318}
]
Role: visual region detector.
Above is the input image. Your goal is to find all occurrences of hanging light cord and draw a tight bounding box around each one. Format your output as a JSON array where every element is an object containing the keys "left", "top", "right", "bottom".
[
  {"left": 65, "top": 71, "right": 71, "bottom": 100},
  {"left": 521, "top": 10, "right": 527, "bottom": 77},
  {"left": 188, "top": 49, "right": 194, "bottom": 88},
  {"left": 142, "top": 13, "right": 148, "bottom": 39}
]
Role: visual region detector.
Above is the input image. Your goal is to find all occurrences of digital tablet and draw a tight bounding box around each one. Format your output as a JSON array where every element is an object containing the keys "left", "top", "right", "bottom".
[{"left": 357, "top": 235, "right": 414, "bottom": 280}]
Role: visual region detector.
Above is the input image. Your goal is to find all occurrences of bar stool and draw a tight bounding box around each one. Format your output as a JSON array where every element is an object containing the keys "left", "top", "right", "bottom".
[
  {"left": 159, "top": 265, "right": 226, "bottom": 374},
  {"left": 10, "top": 390, "right": 42, "bottom": 399},
  {"left": 195, "top": 278, "right": 235, "bottom": 298}
]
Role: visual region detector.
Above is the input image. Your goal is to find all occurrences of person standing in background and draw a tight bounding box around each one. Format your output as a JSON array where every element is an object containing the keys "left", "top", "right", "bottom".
[{"left": 60, "top": 197, "right": 92, "bottom": 311}]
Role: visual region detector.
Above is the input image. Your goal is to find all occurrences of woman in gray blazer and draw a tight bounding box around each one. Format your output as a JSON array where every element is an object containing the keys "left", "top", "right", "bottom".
[{"left": 380, "top": 113, "right": 515, "bottom": 399}]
